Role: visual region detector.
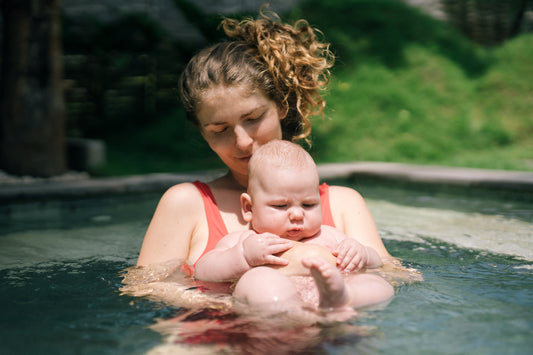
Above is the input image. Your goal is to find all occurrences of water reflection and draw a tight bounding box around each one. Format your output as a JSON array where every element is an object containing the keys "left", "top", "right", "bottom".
[{"left": 120, "top": 258, "right": 420, "bottom": 354}]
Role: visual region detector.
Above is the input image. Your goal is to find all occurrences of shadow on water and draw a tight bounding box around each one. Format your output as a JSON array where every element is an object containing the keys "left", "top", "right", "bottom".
[{"left": 0, "top": 259, "right": 166, "bottom": 355}]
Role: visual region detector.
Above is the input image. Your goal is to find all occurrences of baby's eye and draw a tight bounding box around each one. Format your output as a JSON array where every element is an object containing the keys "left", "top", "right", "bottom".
[
  {"left": 303, "top": 203, "right": 318, "bottom": 208},
  {"left": 271, "top": 204, "right": 287, "bottom": 209}
]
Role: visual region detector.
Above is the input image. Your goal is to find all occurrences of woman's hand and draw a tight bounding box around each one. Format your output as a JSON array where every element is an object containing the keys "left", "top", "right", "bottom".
[{"left": 242, "top": 232, "right": 293, "bottom": 267}]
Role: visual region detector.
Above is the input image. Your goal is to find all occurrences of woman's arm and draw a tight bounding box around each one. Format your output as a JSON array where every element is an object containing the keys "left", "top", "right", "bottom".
[
  {"left": 137, "top": 183, "right": 205, "bottom": 266},
  {"left": 328, "top": 185, "right": 391, "bottom": 259},
  {"left": 363, "top": 245, "right": 383, "bottom": 268}
]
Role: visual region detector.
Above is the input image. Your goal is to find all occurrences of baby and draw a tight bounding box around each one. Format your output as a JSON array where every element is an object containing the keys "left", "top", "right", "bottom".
[{"left": 195, "top": 140, "right": 393, "bottom": 312}]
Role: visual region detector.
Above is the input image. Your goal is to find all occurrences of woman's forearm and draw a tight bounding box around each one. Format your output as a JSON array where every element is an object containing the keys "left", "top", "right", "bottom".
[{"left": 366, "top": 246, "right": 383, "bottom": 268}]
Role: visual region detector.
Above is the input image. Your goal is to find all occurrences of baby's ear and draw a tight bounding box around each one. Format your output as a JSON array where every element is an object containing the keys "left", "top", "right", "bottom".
[{"left": 240, "top": 193, "right": 253, "bottom": 222}]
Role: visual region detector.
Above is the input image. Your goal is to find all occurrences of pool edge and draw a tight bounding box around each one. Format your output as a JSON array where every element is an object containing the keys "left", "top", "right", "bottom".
[{"left": 1, "top": 162, "right": 533, "bottom": 202}]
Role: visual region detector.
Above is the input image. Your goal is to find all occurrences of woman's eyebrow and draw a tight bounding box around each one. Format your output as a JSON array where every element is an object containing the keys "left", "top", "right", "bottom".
[
  {"left": 241, "top": 105, "right": 266, "bottom": 118},
  {"left": 202, "top": 121, "right": 227, "bottom": 128},
  {"left": 203, "top": 105, "right": 267, "bottom": 127}
]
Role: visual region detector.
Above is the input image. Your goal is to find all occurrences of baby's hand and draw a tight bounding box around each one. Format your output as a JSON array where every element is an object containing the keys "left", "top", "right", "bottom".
[
  {"left": 333, "top": 238, "right": 369, "bottom": 272},
  {"left": 242, "top": 232, "right": 293, "bottom": 267}
]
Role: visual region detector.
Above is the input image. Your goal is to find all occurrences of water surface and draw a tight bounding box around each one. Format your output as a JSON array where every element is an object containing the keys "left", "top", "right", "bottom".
[{"left": 1, "top": 185, "right": 531, "bottom": 354}]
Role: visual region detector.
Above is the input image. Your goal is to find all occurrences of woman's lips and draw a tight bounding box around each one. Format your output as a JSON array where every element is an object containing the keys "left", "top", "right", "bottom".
[{"left": 237, "top": 155, "right": 252, "bottom": 163}]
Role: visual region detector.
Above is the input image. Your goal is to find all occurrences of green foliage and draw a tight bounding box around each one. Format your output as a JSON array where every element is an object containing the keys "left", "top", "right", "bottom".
[
  {"left": 92, "top": 109, "right": 223, "bottom": 176},
  {"left": 63, "top": 13, "right": 197, "bottom": 139},
  {"left": 294, "top": 0, "right": 532, "bottom": 170},
  {"left": 65, "top": 0, "right": 533, "bottom": 174}
]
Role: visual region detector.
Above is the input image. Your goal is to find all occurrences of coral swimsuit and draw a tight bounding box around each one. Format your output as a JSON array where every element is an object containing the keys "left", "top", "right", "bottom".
[{"left": 192, "top": 181, "right": 337, "bottom": 261}]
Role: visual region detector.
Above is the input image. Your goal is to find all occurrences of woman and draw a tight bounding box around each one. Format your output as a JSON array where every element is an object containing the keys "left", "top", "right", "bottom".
[{"left": 136, "top": 11, "right": 391, "bottom": 269}]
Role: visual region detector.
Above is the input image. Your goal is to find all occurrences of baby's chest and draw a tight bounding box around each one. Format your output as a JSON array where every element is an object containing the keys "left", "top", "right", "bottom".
[{"left": 305, "top": 236, "right": 337, "bottom": 251}]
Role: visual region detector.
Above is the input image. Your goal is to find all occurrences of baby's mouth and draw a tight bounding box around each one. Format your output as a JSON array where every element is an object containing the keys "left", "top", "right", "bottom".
[{"left": 286, "top": 228, "right": 303, "bottom": 238}]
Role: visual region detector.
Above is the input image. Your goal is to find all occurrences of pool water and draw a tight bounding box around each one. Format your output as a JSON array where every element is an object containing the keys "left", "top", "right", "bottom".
[{"left": 1, "top": 185, "right": 532, "bottom": 354}]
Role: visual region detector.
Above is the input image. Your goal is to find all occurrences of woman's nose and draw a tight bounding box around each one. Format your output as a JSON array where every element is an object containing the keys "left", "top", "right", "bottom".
[{"left": 234, "top": 125, "right": 253, "bottom": 150}]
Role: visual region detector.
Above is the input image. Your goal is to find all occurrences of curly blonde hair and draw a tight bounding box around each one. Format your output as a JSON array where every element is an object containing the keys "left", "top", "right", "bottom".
[{"left": 179, "top": 10, "right": 334, "bottom": 143}]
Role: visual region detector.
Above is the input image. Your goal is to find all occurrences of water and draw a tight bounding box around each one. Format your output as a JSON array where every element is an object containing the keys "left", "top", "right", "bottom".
[{"left": 0, "top": 185, "right": 532, "bottom": 354}]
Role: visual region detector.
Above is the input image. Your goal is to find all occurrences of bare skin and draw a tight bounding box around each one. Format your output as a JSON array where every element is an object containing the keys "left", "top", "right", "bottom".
[
  {"left": 270, "top": 242, "right": 336, "bottom": 276},
  {"left": 137, "top": 85, "right": 392, "bottom": 280},
  {"left": 302, "top": 257, "right": 349, "bottom": 309}
]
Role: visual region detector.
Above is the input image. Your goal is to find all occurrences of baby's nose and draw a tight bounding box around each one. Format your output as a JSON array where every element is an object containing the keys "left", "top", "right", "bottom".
[{"left": 288, "top": 207, "right": 304, "bottom": 220}]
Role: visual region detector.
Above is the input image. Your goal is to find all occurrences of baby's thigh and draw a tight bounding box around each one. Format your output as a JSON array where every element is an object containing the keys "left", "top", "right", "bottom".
[
  {"left": 233, "top": 267, "right": 298, "bottom": 307},
  {"left": 344, "top": 273, "right": 394, "bottom": 307}
]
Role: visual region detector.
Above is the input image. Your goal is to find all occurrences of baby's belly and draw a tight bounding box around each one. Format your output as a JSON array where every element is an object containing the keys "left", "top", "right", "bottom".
[{"left": 270, "top": 242, "right": 336, "bottom": 276}]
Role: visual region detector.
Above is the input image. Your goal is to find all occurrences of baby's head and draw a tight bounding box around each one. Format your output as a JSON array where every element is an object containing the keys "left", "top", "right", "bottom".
[{"left": 241, "top": 140, "right": 322, "bottom": 240}]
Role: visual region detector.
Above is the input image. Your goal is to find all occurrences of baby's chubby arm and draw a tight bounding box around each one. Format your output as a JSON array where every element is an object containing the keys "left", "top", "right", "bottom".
[
  {"left": 194, "top": 230, "right": 293, "bottom": 282},
  {"left": 320, "top": 225, "right": 382, "bottom": 272}
]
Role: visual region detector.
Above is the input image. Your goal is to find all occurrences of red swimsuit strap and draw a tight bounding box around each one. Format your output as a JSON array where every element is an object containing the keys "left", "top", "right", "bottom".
[
  {"left": 319, "top": 182, "right": 336, "bottom": 228},
  {"left": 192, "top": 181, "right": 229, "bottom": 261}
]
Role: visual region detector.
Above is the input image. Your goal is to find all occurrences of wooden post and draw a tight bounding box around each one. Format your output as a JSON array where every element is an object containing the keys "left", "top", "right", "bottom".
[{"left": 1, "top": 0, "right": 66, "bottom": 177}]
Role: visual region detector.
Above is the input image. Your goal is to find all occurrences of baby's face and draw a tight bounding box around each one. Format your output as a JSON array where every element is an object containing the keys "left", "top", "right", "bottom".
[{"left": 250, "top": 166, "right": 322, "bottom": 240}]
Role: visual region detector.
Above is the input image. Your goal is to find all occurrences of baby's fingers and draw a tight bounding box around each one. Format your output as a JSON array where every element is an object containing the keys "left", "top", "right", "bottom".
[
  {"left": 266, "top": 239, "right": 293, "bottom": 253},
  {"left": 343, "top": 258, "right": 363, "bottom": 272},
  {"left": 265, "top": 255, "right": 289, "bottom": 266},
  {"left": 336, "top": 248, "right": 356, "bottom": 269}
]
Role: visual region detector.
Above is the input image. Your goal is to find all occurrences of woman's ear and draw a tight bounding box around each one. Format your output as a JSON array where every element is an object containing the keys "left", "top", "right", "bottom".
[
  {"left": 279, "top": 105, "right": 288, "bottom": 120},
  {"left": 241, "top": 193, "right": 253, "bottom": 222}
]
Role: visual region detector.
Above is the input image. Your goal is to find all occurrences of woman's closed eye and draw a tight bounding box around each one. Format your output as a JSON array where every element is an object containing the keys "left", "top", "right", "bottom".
[
  {"left": 212, "top": 126, "right": 228, "bottom": 135},
  {"left": 244, "top": 112, "right": 265, "bottom": 124}
]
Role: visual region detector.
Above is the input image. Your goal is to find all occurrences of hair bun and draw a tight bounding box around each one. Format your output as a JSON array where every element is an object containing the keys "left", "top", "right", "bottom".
[{"left": 221, "top": 10, "right": 334, "bottom": 143}]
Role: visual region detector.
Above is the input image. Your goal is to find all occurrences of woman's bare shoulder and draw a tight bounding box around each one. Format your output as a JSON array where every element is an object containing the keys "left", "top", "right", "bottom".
[
  {"left": 137, "top": 182, "right": 206, "bottom": 266},
  {"left": 149, "top": 182, "right": 207, "bottom": 239},
  {"left": 158, "top": 182, "right": 204, "bottom": 209},
  {"left": 328, "top": 184, "right": 366, "bottom": 206}
]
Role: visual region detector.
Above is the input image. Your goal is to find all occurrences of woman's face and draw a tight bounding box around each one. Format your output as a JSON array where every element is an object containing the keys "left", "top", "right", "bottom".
[{"left": 196, "top": 84, "right": 285, "bottom": 186}]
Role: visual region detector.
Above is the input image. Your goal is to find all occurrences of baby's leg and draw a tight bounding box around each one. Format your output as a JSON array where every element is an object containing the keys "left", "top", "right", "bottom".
[
  {"left": 343, "top": 272, "right": 394, "bottom": 308},
  {"left": 233, "top": 266, "right": 300, "bottom": 313},
  {"left": 301, "top": 257, "right": 350, "bottom": 309},
  {"left": 302, "top": 257, "right": 394, "bottom": 310}
]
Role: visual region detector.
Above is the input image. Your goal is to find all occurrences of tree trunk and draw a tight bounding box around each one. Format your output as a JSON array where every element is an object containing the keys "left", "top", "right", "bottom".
[{"left": 0, "top": 0, "right": 66, "bottom": 177}]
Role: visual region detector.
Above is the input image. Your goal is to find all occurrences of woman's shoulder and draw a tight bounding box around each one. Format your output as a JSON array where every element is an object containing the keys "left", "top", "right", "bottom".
[
  {"left": 158, "top": 181, "right": 205, "bottom": 211},
  {"left": 327, "top": 184, "right": 365, "bottom": 204}
]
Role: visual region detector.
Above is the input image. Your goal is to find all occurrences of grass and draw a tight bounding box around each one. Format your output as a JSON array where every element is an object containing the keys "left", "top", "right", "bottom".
[{"left": 93, "top": 0, "right": 533, "bottom": 175}]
